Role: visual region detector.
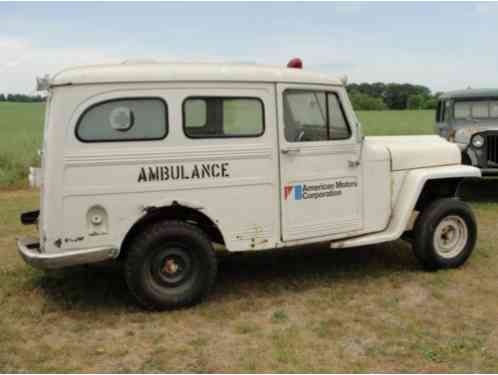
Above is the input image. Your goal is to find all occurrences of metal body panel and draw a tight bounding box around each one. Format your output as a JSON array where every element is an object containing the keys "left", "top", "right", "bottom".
[
  {"left": 330, "top": 165, "right": 481, "bottom": 249},
  {"left": 17, "top": 236, "right": 118, "bottom": 269},
  {"left": 50, "top": 62, "right": 342, "bottom": 88},
  {"left": 51, "top": 83, "right": 280, "bottom": 253},
  {"left": 19, "top": 63, "right": 481, "bottom": 270},
  {"left": 436, "top": 89, "right": 498, "bottom": 172}
]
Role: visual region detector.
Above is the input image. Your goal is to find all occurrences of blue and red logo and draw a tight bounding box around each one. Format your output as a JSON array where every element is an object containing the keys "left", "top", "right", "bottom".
[{"left": 284, "top": 184, "right": 303, "bottom": 200}]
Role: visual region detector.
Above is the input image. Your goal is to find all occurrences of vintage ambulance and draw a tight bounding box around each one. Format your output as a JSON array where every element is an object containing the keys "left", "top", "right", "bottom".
[{"left": 18, "top": 60, "right": 481, "bottom": 309}]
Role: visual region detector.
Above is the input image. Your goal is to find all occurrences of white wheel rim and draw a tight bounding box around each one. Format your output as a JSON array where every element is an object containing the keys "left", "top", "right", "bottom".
[{"left": 433, "top": 215, "right": 468, "bottom": 259}]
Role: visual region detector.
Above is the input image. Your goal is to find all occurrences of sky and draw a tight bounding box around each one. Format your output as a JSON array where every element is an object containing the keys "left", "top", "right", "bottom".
[{"left": 1, "top": 2, "right": 498, "bottom": 94}]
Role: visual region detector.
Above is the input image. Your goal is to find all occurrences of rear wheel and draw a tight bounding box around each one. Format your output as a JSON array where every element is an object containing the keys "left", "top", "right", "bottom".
[
  {"left": 125, "top": 220, "right": 217, "bottom": 310},
  {"left": 413, "top": 198, "right": 477, "bottom": 269}
]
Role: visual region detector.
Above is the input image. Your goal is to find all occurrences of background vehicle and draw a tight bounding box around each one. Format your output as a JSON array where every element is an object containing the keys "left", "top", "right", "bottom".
[
  {"left": 436, "top": 88, "right": 498, "bottom": 175},
  {"left": 18, "top": 61, "right": 481, "bottom": 309}
]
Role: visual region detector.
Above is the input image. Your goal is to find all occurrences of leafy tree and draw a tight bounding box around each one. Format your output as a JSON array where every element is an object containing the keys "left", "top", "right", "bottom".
[
  {"left": 4, "top": 94, "right": 45, "bottom": 102},
  {"left": 349, "top": 91, "right": 387, "bottom": 110},
  {"left": 0, "top": 94, "right": 5, "bottom": 101},
  {"left": 407, "top": 94, "right": 425, "bottom": 110},
  {"left": 348, "top": 82, "right": 435, "bottom": 110},
  {"left": 422, "top": 96, "right": 438, "bottom": 110}
]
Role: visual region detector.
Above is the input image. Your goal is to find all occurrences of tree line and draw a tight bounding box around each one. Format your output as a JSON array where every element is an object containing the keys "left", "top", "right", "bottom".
[
  {"left": 1, "top": 83, "right": 441, "bottom": 109},
  {"left": 346, "top": 83, "right": 442, "bottom": 111},
  {"left": 0, "top": 94, "right": 45, "bottom": 102}
]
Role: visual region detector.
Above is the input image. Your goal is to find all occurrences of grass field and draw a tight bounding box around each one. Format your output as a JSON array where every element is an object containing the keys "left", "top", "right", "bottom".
[
  {"left": 1, "top": 189, "right": 498, "bottom": 372},
  {"left": 0, "top": 102, "right": 435, "bottom": 187},
  {"left": 1, "top": 103, "right": 498, "bottom": 372},
  {"left": 0, "top": 103, "right": 44, "bottom": 187}
]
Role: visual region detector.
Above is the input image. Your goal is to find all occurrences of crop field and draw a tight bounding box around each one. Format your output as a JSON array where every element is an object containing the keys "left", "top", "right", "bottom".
[{"left": 1, "top": 103, "right": 498, "bottom": 372}]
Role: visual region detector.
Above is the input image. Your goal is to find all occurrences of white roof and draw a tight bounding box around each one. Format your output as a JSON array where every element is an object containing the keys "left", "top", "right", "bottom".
[{"left": 50, "top": 62, "right": 342, "bottom": 87}]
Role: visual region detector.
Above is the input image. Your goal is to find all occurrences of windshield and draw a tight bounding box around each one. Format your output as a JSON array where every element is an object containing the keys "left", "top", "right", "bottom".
[{"left": 454, "top": 99, "right": 498, "bottom": 121}]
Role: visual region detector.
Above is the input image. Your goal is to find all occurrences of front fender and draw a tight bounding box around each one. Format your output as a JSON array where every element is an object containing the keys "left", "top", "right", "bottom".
[{"left": 331, "top": 165, "right": 480, "bottom": 249}]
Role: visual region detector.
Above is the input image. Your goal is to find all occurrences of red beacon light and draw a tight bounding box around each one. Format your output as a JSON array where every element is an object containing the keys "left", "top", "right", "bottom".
[{"left": 287, "top": 58, "right": 303, "bottom": 69}]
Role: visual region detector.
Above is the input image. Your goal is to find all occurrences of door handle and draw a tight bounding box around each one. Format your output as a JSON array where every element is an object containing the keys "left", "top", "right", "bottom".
[
  {"left": 348, "top": 159, "right": 360, "bottom": 167},
  {"left": 281, "top": 147, "right": 301, "bottom": 155}
]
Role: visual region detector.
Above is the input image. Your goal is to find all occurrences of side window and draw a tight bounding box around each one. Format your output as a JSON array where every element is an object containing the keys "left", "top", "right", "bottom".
[
  {"left": 436, "top": 100, "right": 448, "bottom": 122},
  {"left": 184, "top": 99, "right": 207, "bottom": 128},
  {"left": 444, "top": 101, "right": 452, "bottom": 121},
  {"left": 436, "top": 100, "right": 443, "bottom": 122},
  {"left": 328, "top": 94, "right": 350, "bottom": 140},
  {"left": 283, "top": 90, "right": 350, "bottom": 142},
  {"left": 76, "top": 98, "right": 167, "bottom": 142},
  {"left": 183, "top": 97, "right": 264, "bottom": 138}
]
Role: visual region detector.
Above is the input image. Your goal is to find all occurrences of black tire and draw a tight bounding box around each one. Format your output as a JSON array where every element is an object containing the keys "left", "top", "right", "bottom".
[
  {"left": 124, "top": 220, "right": 217, "bottom": 310},
  {"left": 413, "top": 198, "right": 477, "bottom": 270}
]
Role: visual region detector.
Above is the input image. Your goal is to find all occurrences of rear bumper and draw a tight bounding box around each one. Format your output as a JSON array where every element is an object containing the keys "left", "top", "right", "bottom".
[{"left": 17, "top": 237, "right": 118, "bottom": 270}]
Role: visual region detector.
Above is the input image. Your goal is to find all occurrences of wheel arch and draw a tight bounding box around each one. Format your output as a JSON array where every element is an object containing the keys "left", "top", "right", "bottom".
[
  {"left": 119, "top": 200, "right": 226, "bottom": 260},
  {"left": 331, "top": 165, "right": 480, "bottom": 249},
  {"left": 415, "top": 177, "right": 464, "bottom": 211}
]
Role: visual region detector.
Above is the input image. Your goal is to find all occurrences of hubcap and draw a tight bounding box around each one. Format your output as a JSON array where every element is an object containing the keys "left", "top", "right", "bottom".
[
  {"left": 433, "top": 215, "right": 468, "bottom": 259},
  {"left": 151, "top": 248, "right": 192, "bottom": 286}
]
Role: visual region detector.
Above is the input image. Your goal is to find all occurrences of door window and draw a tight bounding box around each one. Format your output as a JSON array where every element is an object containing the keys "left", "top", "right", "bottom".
[{"left": 283, "top": 90, "right": 350, "bottom": 142}]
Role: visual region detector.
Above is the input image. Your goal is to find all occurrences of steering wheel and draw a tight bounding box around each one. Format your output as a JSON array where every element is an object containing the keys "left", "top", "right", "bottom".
[{"left": 296, "top": 130, "right": 306, "bottom": 142}]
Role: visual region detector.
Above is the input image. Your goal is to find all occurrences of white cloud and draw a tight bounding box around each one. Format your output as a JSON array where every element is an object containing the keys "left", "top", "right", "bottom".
[
  {"left": 0, "top": 36, "right": 241, "bottom": 94},
  {"left": 475, "top": 3, "right": 498, "bottom": 15},
  {"left": 0, "top": 36, "right": 130, "bottom": 94},
  {"left": 0, "top": 28, "right": 495, "bottom": 94}
]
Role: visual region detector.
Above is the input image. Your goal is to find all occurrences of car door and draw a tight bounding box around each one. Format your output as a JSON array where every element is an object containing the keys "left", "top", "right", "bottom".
[{"left": 277, "top": 84, "right": 363, "bottom": 242}]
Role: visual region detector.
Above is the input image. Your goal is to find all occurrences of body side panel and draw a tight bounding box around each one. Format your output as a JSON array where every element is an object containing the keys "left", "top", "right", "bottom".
[{"left": 330, "top": 165, "right": 481, "bottom": 249}]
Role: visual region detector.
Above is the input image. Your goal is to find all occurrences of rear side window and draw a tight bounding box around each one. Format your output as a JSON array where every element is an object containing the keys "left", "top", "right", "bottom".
[
  {"left": 183, "top": 97, "right": 264, "bottom": 138},
  {"left": 76, "top": 98, "right": 168, "bottom": 142}
]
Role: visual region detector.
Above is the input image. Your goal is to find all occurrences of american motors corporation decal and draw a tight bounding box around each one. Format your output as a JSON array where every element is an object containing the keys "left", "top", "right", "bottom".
[{"left": 284, "top": 179, "right": 358, "bottom": 201}]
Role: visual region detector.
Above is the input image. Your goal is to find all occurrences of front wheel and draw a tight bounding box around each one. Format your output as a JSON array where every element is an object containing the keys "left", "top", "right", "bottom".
[{"left": 413, "top": 198, "right": 477, "bottom": 269}]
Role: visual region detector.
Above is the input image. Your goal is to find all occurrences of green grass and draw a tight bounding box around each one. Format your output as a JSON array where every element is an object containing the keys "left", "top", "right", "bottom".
[
  {"left": 0, "top": 102, "right": 45, "bottom": 187},
  {"left": 1, "top": 104, "right": 498, "bottom": 371},
  {"left": 0, "top": 102, "right": 436, "bottom": 187},
  {"left": 358, "top": 109, "right": 435, "bottom": 136},
  {"left": 1, "top": 190, "right": 498, "bottom": 372}
]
